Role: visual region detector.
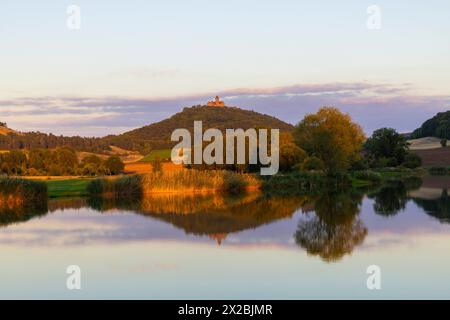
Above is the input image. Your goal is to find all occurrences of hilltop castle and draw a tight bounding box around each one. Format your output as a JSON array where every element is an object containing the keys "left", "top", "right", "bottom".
[{"left": 207, "top": 96, "right": 225, "bottom": 107}]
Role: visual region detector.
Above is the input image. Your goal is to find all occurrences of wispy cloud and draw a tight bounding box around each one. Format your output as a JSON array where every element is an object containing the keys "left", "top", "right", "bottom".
[{"left": 0, "top": 82, "right": 448, "bottom": 136}]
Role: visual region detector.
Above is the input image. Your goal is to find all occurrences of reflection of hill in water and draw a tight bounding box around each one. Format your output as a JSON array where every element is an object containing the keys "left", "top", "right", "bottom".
[
  {"left": 89, "top": 193, "right": 309, "bottom": 237},
  {"left": 412, "top": 189, "right": 450, "bottom": 223}
]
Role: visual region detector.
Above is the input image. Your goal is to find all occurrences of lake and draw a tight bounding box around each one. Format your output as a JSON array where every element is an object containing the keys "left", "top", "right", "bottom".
[{"left": 0, "top": 177, "right": 449, "bottom": 299}]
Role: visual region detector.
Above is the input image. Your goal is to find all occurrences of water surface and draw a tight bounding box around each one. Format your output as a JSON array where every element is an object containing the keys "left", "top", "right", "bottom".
[{"left": 1, "top": 179, "right": 450, "bottom": 299}]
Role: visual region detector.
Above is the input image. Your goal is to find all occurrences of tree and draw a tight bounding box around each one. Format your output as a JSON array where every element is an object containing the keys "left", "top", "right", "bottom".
[
  {"left": 293, "top": 107, "right": 365, "bottom": 175},
  {"left": 403, "top": 153, "right": 422, "bottom": 169},
  {"left": 441, "top": 139, "right": 448, "bottom": 148},
  {"left": 294, "top": 191, "right": 367, "bottom": 262},
  {"left": 279, "top": 132, "right": 306, "bottom": 171},
  {"left": 363, "top": 128, "right": 409, "bottom": 167},
  {"left": 80, "top": 154, "right": 104, "bottom": 175},
  {"left": 104, "top": 155, "right": 124, "bottom": 175},
  {"left": 53, "top": 147, "right": 78, "bottom": 175}
]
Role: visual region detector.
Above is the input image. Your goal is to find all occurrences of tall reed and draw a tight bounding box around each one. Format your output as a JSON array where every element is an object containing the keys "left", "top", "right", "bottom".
[
  {"left": 0, "top": 177, "right": 47, "bottom": 206},
  {"left": 87, "top": 170, "right": 259, "bottom": 197}
]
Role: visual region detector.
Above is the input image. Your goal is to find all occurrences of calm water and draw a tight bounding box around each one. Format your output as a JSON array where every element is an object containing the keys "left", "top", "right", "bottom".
[{"left": 1, "top": 178, "right": 450, "bottom": 299}]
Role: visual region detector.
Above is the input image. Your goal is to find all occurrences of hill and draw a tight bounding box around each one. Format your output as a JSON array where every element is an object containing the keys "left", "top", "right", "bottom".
[
  {"left": 0, "top": 105, "right": 293, "bottom": 154},
  {"left": 0, "top": 123, "right": 19, "bottom": 136},
  {"left": 408, "top": 137, "right": 443, "bottom": 150},
  {"left": 411, "top": 110, "right": 450, "bottom": 139},
  {"left": 104, "top": 105, "right": 294, "bottom": 154}
]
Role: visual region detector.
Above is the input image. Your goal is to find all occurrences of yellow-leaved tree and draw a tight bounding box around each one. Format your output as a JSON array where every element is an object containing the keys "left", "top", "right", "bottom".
[{"left": 293, "top": 107, "right": 365, "bottom": 175}]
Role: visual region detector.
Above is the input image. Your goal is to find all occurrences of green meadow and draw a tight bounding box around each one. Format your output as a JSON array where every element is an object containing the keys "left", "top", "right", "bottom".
[
  {"left": 139, "top": 149, "right": 171, "bottom": 162},
  {"left": 45, "top": 178, "right": 92, "bottom": 198}
]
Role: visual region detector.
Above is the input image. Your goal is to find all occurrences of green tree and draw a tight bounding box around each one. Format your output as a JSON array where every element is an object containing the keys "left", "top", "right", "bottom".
[
  {"left": 363, "top": 128, "right": 409, "bottom": 167},
  {"left": 279, "top": 132, "right": 306, "bottom": 171},
  {"left": 53, "top": 147, "right": 78, "bottom": 175},
  {"left": 104, "top": 155, "right": 124, "bottom": 175},
  {"left": 293, "top": 107, "right": 365, "bottom": 175}
]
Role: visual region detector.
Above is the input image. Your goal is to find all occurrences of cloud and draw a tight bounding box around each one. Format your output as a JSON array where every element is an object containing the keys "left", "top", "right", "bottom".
[{"left": 0, "top": 82, "right": 448, "bottom": 136}]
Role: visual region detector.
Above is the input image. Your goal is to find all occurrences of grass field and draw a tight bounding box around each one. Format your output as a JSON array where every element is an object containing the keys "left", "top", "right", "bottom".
[
  {"left": 139, "top": 149, "right": 171, "bottom": 162},
  {"left": 45, "top": 179, "right": 92, "bottom": 198}
]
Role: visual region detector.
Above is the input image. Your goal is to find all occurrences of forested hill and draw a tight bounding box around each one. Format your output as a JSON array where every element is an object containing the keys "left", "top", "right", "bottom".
[
  {"left": 106, "top": 106, "right": 293, "bottom": 153},
  {"left": 0, "top": 105, "right": 293, "bottom": 154},
  {"left": 411, "top": 110, "right": 450, "bottom": 139},
  {"left": 0, "top": 130, "right": 109, "bottom": 152}
]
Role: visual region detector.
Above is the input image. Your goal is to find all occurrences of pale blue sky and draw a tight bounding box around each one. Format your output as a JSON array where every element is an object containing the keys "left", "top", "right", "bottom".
[{"left": 0, "top": 1, "right": 449, "bottom": 136}]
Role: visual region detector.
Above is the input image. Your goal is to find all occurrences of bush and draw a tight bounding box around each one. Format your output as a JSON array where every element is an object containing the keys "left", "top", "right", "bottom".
[
  {"left": 402, "top": 153, "right": 422, "bottom": 169},
  {"left": 352, "top": 170, "right": 382, "bottom": 182},
  {"left": 87, "top": 175, "right": 142, "bottom": 197},
  {"left": 301, "top": 156, "right": 324, "bottom": 171},
  {"left": 375, "top": 157, "right": 398, "bottom": 168},
  {"left": 351, "top": 159, "right": 369, "bottom": 171},
  {"left": 441, "top": 139, "right": 448, "bottom": 147},
  {"left": 104, "top": 156, "right": 124, "bottom": 175},
  {"left": 222, "top": 171, "right": 248, "bottom": 194}
]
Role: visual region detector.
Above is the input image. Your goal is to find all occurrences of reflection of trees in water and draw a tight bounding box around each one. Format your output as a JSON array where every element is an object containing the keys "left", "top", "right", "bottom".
[
  {"left": 88, "top": 193, "right": 307, "bottom": 239},
  {"left": 47, "top": 198, "right": 88, "bottom": 213},
  {"left": 368, "top": 177, "right": 422, "bottom": 216},
  {"left": 0, "top": 200, "right": 47, "bottom": 228},
  {"left": 294, "top": 191, "right": 367, "bottom": 262},
  {"left": 412, "top": 189, "right": 450, "bottom": 223}
]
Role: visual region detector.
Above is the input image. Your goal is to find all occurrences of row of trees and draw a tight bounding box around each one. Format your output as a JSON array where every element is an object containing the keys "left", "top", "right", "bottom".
[
  {"left": 0, "top": 147, "right": 124, "bottom": 176},
  {"left": 177, "top": 107, "right": 422, "bottom": 176},
  {"left": 279, "top": 107, "right": 421, "bottom": 175}
]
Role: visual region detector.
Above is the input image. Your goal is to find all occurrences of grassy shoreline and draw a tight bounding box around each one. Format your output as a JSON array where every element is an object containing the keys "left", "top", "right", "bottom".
[{"left": 0, "top": 167, "right": 428, "bottom": 200}]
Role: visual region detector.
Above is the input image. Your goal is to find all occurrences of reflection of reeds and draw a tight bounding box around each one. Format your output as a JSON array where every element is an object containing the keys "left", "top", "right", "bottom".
[
  {"left": 0, "top": 178, "right": 48, "bottom": 227},
  {"left": 0, "top": 177, "right": 47, "bottom": 206},
  {"left": 87, "top": 192, "right": 306, "bottom": 236},
  {"left": 87, "top": 170, "right": 260, "bottom": 197}
]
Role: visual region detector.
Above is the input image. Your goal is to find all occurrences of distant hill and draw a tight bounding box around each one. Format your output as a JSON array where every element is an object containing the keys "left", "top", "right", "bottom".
[
  {"left": 0, "top": 105, "right": 293, "bottom": 154},
  {"left": 411, "top": 110, "right": 450, "bottom": 139},
  {"left": 0, "top": 127, "right": 15, "bottom": 136},
  {"left": 104, "top": 105, "right": 294, "bottom": 154}
]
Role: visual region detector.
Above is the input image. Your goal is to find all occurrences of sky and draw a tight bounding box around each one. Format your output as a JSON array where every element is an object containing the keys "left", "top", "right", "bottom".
[{"left": 0, "top": 0, "right": 449, "bottom": 136}]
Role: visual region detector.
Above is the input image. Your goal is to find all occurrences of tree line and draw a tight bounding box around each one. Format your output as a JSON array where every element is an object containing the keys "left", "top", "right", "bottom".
[
  {"left": 184, "top": 107, "right": 422, "bottom": 175},
  {"left": 0, "top": 147, "right": 124, "bottom": 176}
]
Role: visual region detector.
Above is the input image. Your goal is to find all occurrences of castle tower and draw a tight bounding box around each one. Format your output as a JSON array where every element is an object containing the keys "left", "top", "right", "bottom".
[{"left": 207, "top": 96, "right": 225, "bottom": 107}]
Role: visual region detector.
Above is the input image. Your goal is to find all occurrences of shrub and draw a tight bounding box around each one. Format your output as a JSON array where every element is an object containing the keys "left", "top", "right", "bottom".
[
  {"left": 375, "top": 157, "right": 398, "bottom": 168},
  {"left": 301, "top": 156, "right": 324, "bottom": 171},
  {"left": 402, "top": 153, "right": 422, "bottom": 169},
  {"left": 441, "top": 139, "right": 448, "bottom": 147},
  {"left": 352, "top": 170, "right": 382, "bottom": 182},
  {"left": 350, "top": 159, "right": 369, "bottom": 171},
  {"left": 222, "top": 171, "right": 248, "bottom": 194},
  {"left": 104, "top": 156, "right": 124, "bottom": 175},
  {"left": 87, "top": 175, "right": 142, "bottom": 197}
]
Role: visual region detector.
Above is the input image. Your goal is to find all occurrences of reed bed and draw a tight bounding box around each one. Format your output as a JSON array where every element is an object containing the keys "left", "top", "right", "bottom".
[
  {"left": 87, "top": 170, "right": 260, "bottom": 198},
  {"left": 0, "top": 177, "right": 47, "bottom": 206}
]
